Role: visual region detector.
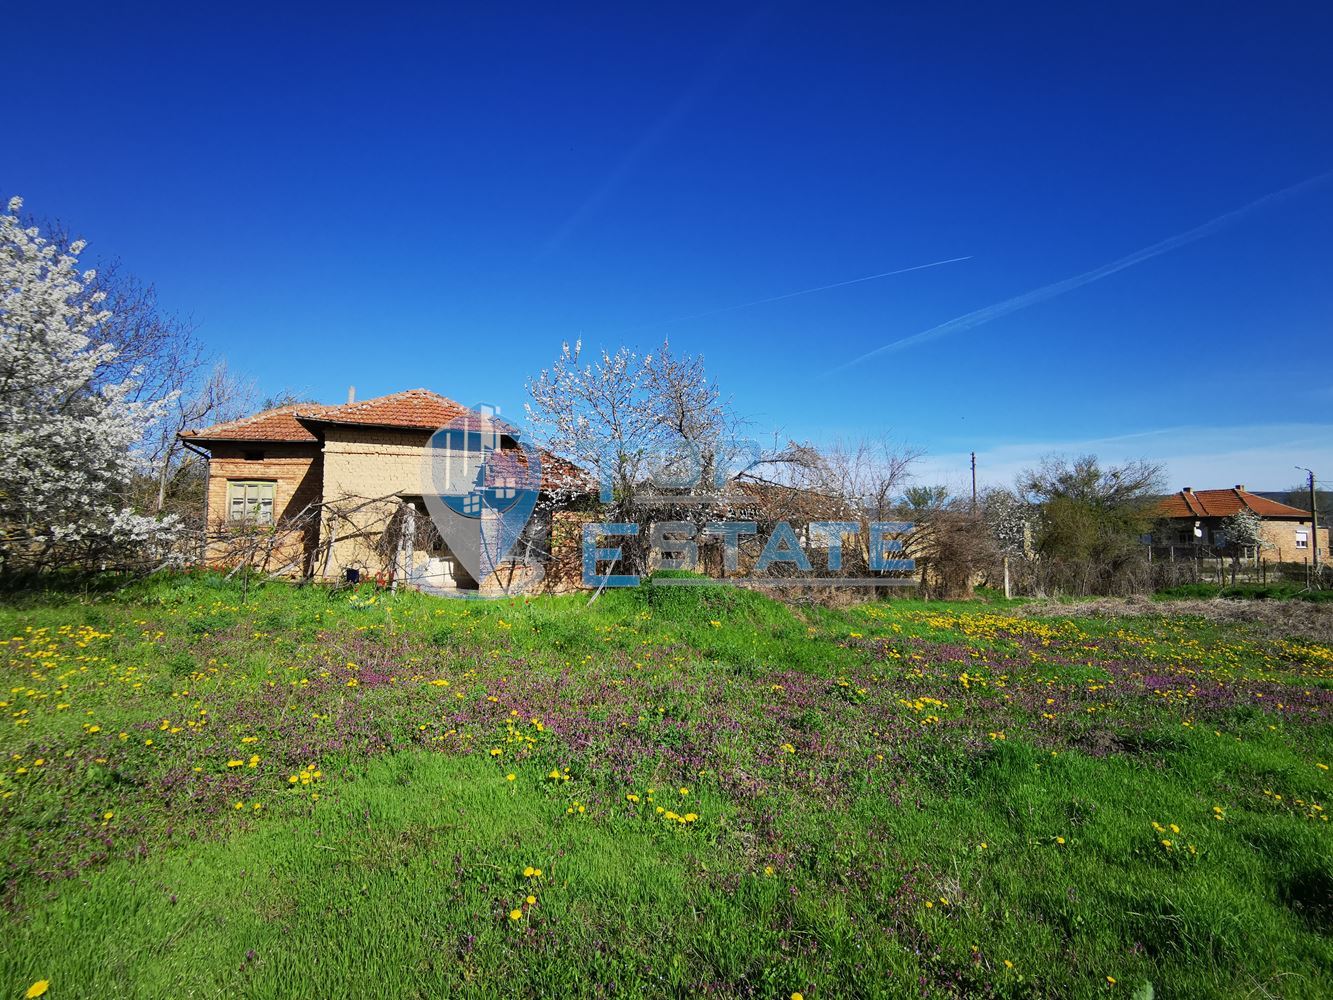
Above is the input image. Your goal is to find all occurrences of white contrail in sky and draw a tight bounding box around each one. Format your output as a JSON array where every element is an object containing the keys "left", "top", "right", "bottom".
[
  {"left": 825, "top": 169, "right": 1333, "bottom": 376},
  {"left": 632, "top": 255, "right": 973, "bottom": 332}
]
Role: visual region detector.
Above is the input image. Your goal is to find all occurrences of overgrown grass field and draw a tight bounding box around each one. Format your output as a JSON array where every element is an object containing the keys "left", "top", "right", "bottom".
[{"left": 1, "top": 575, "right": 1330, "bottom": 998}]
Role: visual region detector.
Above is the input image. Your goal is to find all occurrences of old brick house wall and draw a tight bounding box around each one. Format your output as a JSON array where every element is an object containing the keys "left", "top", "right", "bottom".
[
  {"left": 202, "top": 441, "right": 323, "bottom": 572},
  {"left": 315, "top": 424, "right": 438, "bottom": 581},
  {"left": 180, "top": 390, "right": 589, "bottom": 591}
]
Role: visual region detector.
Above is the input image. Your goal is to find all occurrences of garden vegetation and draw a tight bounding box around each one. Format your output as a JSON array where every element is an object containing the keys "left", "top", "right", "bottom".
[{"left": 1, "top": 575, "right": 1329, "bottom": 998}]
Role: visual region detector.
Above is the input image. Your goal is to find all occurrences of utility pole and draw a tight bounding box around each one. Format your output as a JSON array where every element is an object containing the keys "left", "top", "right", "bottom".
[
  {"left": 1297, "top": 466, "right": 1320, "bottom": 581},
  {"left": 970, "top": 451, "right": 977, "bottom": 513}
]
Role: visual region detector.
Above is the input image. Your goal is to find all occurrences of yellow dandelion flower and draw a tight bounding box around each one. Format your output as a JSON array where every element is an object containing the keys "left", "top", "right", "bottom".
[
  {"left": 26, "top": 982, "right": 50, "bottom": 999},
  {"left": 509, "top": 909, "right": 523, "bottom": 921}
]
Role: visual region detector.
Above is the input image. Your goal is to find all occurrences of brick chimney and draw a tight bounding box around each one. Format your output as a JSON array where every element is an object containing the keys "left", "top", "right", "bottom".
[
  {"left": 1234, "top": 484, "right": 1245, "bottom": 491},
  {"left": 1182, "top": 486, "right": 1193, "bottom": 493},
  {"left": 347, "top": 386, "right": 356, "bottom": 404}
]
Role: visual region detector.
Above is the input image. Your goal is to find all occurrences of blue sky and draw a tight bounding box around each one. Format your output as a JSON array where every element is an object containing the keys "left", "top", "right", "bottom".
[{"left": 4, "top": 2, "right": 1331, "bottom": 493}]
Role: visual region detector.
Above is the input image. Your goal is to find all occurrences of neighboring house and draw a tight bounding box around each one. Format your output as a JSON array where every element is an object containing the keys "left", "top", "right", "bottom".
[
  {"left": 179, "top": 389, "right": 588, "bottom": 591},
  {"left": 1153, "top": 485, "right": 1328, "bottom": 561}
]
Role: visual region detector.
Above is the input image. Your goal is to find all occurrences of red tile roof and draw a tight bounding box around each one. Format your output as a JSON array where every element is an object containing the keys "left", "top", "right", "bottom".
[
  {"left": 181, "top": 390, "right": 470, "bottom": 442},
  {"left": 178, "top": 404, "right": 334, "bottom": 443},
  {"left": 1157, "top": 487, "right": 1312, "bottom": 520},
  {"left": 295, "top": 389, "right": 470, "bottom": 432}
]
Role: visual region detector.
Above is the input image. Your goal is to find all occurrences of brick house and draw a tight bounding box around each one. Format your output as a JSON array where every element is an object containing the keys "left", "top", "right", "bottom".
[
  {"left": 179, "top": 389, "right": 588, "bottom": 591},
  {"left": 1153, "top": 485, "right": 1327, "bottom": 562}
]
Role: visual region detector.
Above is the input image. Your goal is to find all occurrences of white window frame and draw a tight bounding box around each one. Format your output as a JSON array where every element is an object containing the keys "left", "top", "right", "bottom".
[
  {"left": 227, "top": 480, "right": 276, "bottom": 524},
  {"left": 1295, "top": 529, "right": 1309, "bottom": 550}
]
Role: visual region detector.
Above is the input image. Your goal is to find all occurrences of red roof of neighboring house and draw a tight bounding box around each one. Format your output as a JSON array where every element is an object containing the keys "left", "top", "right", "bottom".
[
  {"left": 295, "top": 389, "right": 470, "bottom": 431},
  {"left": 1157, "top": 487, "right": 1312, "bottom": 520},
  {"left": 430, "top": 442, "right": 591, "bottom": 494}
]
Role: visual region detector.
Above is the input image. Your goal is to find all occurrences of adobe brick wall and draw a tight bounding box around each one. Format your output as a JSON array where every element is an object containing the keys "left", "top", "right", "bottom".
[
  {"left": 200, "top": 427, "right": 586, "bottom": 588},
  {"left": 543, "top": 510, "right": 599, "bottom": 592},
  {"left": 204, "top": 442, "right": 322, "bottom": 571},
  {"left": 318, "top": 426, "right": 439, "bottom": 578}
]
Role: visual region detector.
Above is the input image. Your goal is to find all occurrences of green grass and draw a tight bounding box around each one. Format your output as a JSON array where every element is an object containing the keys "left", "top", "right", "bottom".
[
  {"left": 1156, "top": 582, "right": 1333, "bottom": 602},
  {"left": 1, "top": 573, "right": 1330, "bottom": 998}
]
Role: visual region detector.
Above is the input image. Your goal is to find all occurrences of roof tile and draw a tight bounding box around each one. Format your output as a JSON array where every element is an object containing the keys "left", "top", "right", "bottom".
[
  {"left": 179, "top": 404, "right": 333, "bottom": 443},
  {"left": 182, "top": 390, "right": 471, "bottom": 442},
  {"left": 296, "top": 389, "right": 470, "bottom": 431},
  {"left": 1157, "top": 488, "right": 1311, "bottom": 519}
]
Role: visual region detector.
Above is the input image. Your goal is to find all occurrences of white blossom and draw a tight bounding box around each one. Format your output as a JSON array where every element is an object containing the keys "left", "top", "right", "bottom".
[{"left": 0, "top": 198, "right": 181, "bottom": 571}]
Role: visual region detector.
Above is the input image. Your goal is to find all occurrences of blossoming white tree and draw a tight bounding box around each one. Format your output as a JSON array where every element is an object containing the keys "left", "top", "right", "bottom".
[{"left": 0, "top": 197, "right": 180, "bottom": 572}]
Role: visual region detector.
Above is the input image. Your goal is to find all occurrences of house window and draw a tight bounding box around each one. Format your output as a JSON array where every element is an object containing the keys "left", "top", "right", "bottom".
[
  {"left": 228, "top": 481, "right": 276, "bottom": 524},
  {"left": 1295, "top": 530, "right": 1309, "bottom": 550}
]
